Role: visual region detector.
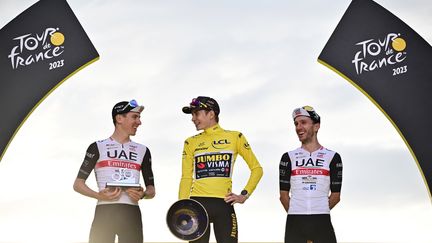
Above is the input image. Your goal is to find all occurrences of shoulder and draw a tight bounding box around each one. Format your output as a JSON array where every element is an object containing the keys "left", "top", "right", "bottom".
[
  {"left": 183, "top": 132, "right": 205, "bottom": 147},
  {"left": 129, "top": 140, "right": 148, "bottom": 151},
  {"left": 221, "top": 128, "right": 244, "bottom": 139},
  {"left": 321, "top": 147, "right": 340, "bottom": 157},
  {"left": 94, "top": 138, "right": 112, "bottom": 146},
  {"left": 280, "top": 152, "right": 290, "bottom": 161},
  {"left": 185, "top": 132, "right": 204, "bottom": 141},
  {"left": 288, "top": 147, "right": 302, "bottom": 154}
]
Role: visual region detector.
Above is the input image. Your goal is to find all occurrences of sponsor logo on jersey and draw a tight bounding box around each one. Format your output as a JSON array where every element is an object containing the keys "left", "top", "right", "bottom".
[
  {"left": 107, "top": 149, "right": 138, "bottom": 161},
  {"left": 111, "top": 168, "right": 135, "bottom": 182},
  {"left": 230, "top": 213, "right": 237, "bottom": 238},
  {"left": 243, "top": 142, "right": 250, "bottom": 150},
  {"left": 195, "top": 147, "right": 209, "bottom": 152},
  {"left": 293, "top": 157, "right": 329, "bottom": 176},
  {"left": 211, "top": 139, "right": 231, "bottom": 149},
  {"left": 198, "top": 142, "right": 206, "bottom": 147},
  {"left": 194, "top": 152, "right": 233, "bottom": 179},
  {"left": 293, "top": 168, "right": 329, "bottom": 176},
  {"left": 280, "top": 161, "right": 289, "bottom": 167},
  {"left": 96, "top": 160, "right": 141, "bottom": 171},
  {"left": 83, "top": 159, "right": 90, "bottom": 167},
  {"left": 302, "top": 176, "right": 317, "bottom": 184},
  {"left": 303, "top": 184, "right": 317, "bottom": 191},
  {"left": 86, "top": 152, "right": 95, "bottom": 159},
  {"left": 129, "top": 145, "right": 138, "bottom": 152},
  {"left": 295, "top": 158, "right": 324, "bottom": 167}
]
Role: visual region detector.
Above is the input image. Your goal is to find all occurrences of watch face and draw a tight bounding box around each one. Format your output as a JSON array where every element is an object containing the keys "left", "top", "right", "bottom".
[{"left": 241, "top": 190, "right": 248, "bottom": 195}]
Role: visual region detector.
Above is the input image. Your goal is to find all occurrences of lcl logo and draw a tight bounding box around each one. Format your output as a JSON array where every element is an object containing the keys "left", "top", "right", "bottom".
[{"left": 212, "top": 139, "right": 231, "bottom": 149}]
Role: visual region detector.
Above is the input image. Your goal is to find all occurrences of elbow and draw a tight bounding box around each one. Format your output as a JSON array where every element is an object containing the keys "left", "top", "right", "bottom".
[
  {"left": 279, "top": 196, "right": 284, "bottom": 203},
  {"left": 253, "top": 166, "right": 264, "bottom": 179},
  {"left": 73, "top": 178, "right": 82, "bottom": 192},
  {"left": 145, "top": 186, "right": 156, "bottom": 199},
  {"left": 146, "top": 191, "right": 156, "bottom": 199},
  {"left": 73, "top": 181, "right": 78, "bottom": 192}
]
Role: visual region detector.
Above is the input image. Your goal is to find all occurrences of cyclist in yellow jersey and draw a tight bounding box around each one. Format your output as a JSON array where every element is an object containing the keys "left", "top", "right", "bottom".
[{"left": 179, "top": 96, "right": 263, "bottom": 243}]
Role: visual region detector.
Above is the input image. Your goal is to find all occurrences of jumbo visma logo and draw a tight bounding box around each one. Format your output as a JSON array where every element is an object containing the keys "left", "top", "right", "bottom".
[
  {"left": 351, "top": 32, "right": 407, "bottom": 76},
  {"left": 8, "top": 27, "right": 65, "bottom": 70},
  {"left": 194, "top": 152, "right": 233, "bottom": 179}
]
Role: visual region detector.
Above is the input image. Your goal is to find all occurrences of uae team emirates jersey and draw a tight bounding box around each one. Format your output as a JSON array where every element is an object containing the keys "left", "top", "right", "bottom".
[
  {"left": 77, "top": 137, "right": 154, "bottom": 205},
  {"left": 279, "top": 147, "right": 342, "bottom": 215},
  {"left": 179, "top": 124, "right": 263, "bottom": 199}
]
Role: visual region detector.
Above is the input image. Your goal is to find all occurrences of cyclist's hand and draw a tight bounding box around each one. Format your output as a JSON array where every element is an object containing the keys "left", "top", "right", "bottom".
[
  {"left": 125, "top": 187, "right": 144, "bottom": 202},
  {"left": 224, "top": 192, "right": 247, "bottom": 205},
  {"left": 99, "top": 187, "right": 121, "bottom": 201}
]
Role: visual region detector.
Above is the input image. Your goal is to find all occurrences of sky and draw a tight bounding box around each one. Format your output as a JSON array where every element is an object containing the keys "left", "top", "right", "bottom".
[{"left": 0, "top": 0, "right": 432, "bottom": 242}]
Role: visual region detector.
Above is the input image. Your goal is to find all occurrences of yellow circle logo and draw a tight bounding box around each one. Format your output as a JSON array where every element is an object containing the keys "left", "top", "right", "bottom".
[
  {"left": 392, "top": 37, "right": 406, "bottom": 52},
  {"left": 50, "top": 32, "right": 65, "bottom": 46}
]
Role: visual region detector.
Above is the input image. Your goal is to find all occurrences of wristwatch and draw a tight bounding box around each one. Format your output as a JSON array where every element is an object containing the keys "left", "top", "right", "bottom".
[{"left": 240, "top": 189, "right": 249, "bottom": 198}]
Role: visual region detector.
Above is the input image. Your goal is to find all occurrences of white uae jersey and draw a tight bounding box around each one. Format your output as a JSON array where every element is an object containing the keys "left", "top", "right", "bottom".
[
  {"left": 77, "top": 137, "right": 154, "bottom": 206},
  {"left": 279, "top": 146, "right": 343, "bottom": 215}
]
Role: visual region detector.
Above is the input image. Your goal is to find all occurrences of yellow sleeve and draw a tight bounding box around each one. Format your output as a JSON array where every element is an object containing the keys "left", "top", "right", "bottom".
[
  {"left": 179, "top": 139, "right": 194, "bottom": 199},
  {"left": 237, "top": 133, "right": 263, "bottom": 196}
]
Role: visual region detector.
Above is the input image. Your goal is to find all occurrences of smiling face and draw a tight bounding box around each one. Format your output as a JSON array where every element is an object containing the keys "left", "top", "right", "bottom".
[
  {"left": 294, "top": 115, "right": 320, "bottom": 144},
  {"left": 116, "top": 112, "right": 142, "bottom": 136},
  {"left": 191, "top": 109, "right": 217, "bottom": 131}
]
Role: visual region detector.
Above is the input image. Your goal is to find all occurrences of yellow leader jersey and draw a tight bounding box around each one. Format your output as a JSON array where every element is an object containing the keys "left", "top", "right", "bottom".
[{"left": 179, "top": 124, "right": 263, "bottom": 199}]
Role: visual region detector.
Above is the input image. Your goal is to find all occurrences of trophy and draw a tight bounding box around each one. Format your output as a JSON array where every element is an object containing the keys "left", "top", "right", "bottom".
[
  {"left": 106, "top": 168, "right": 141, "bottom": 188},
  {"left": 166, "top": 199, "right": 209, "bottom": 241}
]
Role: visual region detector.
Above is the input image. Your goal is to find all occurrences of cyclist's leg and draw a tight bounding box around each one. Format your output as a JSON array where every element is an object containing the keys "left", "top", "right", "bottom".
[
  {"left": 117, "top": 205, "right": 143, "bottom": 243},
  {"left": 89, "top": 205, "right": 116, "bottom": 243}
]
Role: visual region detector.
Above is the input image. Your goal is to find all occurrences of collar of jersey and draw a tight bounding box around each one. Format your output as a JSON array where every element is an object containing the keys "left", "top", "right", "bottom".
[
  {"left": 204, "top": 124, "right": 222, "bottom": 134},
  {"left": 299, "top": 145, "right": 324, "bottom": 154}
]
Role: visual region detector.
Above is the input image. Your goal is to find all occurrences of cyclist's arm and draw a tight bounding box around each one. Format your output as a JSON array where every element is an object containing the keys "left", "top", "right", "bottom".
[
  {"left": 237, "top": 133, "right": 263, "bottom": 196},
  {"left": 329, "top": 192, "right": 341, "bottom": 209},
  {"left": 73, "top": 142, "right": 99, "bottom": 199},
  {"left": 329, "top": 152, "right": 343, "bottom": 209},
  {"left": 280, "top": 190, "right": 290, "bottom": 212},
  {"left": 279, "top": 152, "right": 291, "bottom": 212},
  {"left": 73, "top": 142, "right": 120, "bottom": 200},
  {"left": 141, "top": 148, "right": 155, "bottom": 199},
  {"left": 179, "top": 139, "right": 194, "bottom": 199}
]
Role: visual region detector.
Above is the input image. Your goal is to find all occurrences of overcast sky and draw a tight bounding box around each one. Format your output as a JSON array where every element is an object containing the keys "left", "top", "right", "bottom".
[{"left": 1, "top": 0, "right": 432, "bottom": 242}]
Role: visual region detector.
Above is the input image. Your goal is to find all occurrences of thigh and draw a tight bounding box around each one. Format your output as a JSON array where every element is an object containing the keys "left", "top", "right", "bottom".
[
  {"left": 212, "top": 202, "right": 237, "bottom": 243},
  {"left": 284, "top": 215, "right": 307, "bottom": 243},
  {"left": 310, "top": 215, "right": 337, "bottom": 243},
  {"left": 89, "top": 205, "right": 116, "bottom": 243},
  {"left": 191, "top": 197, "right": 237, "bottom": 243},
  {"left": 117, "top": 205, "right": 143, "bottom": 243},
  {"left": 187, "top": 197, "right": 212, "bottom": 243},
  {"left": 190, "top": 227, "right": 211, "bottom": 243}
]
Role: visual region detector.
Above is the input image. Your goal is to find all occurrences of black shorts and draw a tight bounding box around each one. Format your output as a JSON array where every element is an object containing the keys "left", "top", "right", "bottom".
[
  {"left": 190, "top": 197, "right": 238, "bottom": 243},
  {"left": 89, "top": 204, "right": 143, "bottom": 243},
  {"left": 284, "top": 214, "right": 337, "bottom": 243}
]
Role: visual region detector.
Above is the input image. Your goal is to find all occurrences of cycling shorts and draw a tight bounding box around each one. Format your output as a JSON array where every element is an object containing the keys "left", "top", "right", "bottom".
[
  {"left": 190, "top": 197, "right": 238, "bottom": 243},
  {"left": 89, "top": 204, "right": 143, "bottom": 243},
  {"left": 284, "top": 214, "right": 336, "bottom": 243}
]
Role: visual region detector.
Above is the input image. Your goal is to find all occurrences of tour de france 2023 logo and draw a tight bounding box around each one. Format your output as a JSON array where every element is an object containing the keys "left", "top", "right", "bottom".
[
  {"left": 351, "top": 32, "right": 407, "bottom": 77},
  {"left": 8, "top": 27, "right": 65, "bottom": 71}
]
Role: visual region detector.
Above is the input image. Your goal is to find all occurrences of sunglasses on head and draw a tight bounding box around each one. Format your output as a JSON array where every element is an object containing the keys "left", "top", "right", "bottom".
[
  {"left": 120, "top": 99, "right": 139, "bottom": 112},
  {"left": 190, "top": 98, "right": 208, "bottom": 109}
]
